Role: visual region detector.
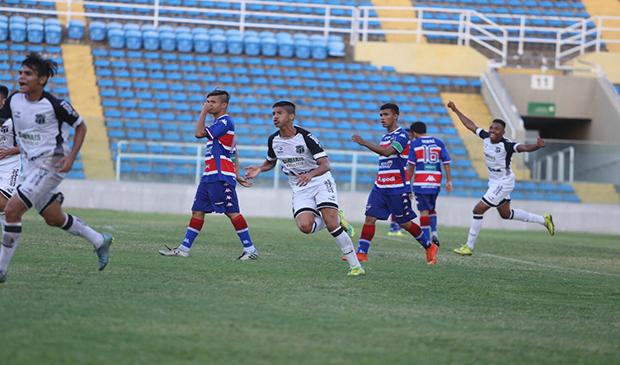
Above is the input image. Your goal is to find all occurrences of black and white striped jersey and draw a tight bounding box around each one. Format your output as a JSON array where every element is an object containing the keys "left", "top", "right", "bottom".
[{"left": 476, "top": 128, "right": 521, "bottom": 181}]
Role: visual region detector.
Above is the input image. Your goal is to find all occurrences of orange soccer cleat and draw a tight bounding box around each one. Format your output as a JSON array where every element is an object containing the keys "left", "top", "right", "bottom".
[
  {"left": 341, "top": 252, "right": 369, "bottom": 262},
  {"left": 425, "top": 243, "right": 438, "bottom": 265}
]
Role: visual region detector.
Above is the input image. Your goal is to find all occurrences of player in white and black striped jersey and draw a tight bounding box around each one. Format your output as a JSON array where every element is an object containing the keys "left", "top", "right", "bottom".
[
  {"left": 244, "top": 101, "right": 365, "bottom": 276},
  {"left": 0, "top": 85, "right": 20, "bottom": 208},
  {"left": 447, "top": 101, "right": 555, "bottom": 256}
]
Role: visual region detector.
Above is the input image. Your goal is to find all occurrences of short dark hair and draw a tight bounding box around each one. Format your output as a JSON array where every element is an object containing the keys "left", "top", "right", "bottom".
[
  {"left": 380, "top": 103, "right": 399, "bottom": 115},
  {"left": 411, "top": 121, "right": 426, "bottom": 134},
  {"left": 272, "top": 100, "right": 296, "bottom": 114},
  {"left": 491, "top": 118, "right": 506, "bottom": 128},
  {"left": 0, "top": 85, "right": 8, "bottom": 99},
  {"left": 206, "top": 89, "right": 230, "bottom": 103},
  {"left": 21, "top": 52, "right": 57, "bottom": 83}
]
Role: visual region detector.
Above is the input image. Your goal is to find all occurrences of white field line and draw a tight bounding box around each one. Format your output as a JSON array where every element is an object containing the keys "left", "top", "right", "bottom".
[{"left": 381, "top": 235, "right": 620, "bottom": 278}]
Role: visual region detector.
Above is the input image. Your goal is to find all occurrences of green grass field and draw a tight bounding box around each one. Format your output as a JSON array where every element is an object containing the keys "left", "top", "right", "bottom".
[{"left": 1, "top": 209, "right": 619, "bottom": 365}]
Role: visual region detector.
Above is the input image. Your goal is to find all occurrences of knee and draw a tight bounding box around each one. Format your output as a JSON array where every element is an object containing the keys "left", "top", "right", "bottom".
[
  {"left": 298, "top": 222, "right": 313, "bottom": 234},
  {"left": 499, "top": 210, "right": 512, "bottom": 220},
  {"left": 472, "top": 208, "right": 485, "bottom": 216}
]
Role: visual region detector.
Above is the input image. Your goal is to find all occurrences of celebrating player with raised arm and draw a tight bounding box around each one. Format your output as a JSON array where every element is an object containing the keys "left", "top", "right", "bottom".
[
  {"left": 159, "top": 89, "right": 258, "bottom": 260},
  {"left": 0, "top": 53, "right": 113, "bottom": 283},
  {"left": 407, "top": 121, "right": 453, "bottom": 248},
  {"left": 447, "top": 101, "right": 554, "bottom": 256},
  {"left": 352, "top": 103, "right": 438, "bottom": 265},
  {"left": 244, "top": 101, "right": 364, "bottom": 277}
]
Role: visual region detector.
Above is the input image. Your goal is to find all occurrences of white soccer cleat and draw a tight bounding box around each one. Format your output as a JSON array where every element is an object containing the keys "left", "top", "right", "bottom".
[
  {"left": 158, "top": 245, "right": 190, "bottom": 257},
  {"left": 237, "top": 250, "right": 259, "bottom": 261}
]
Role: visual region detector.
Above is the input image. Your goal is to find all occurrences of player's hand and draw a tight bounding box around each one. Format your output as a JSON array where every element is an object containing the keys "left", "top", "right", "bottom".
[
  {"left": 447, "top": 101, "right": 457, "bottom": 112},
  {"left": 352, "top": 135, "right": 364, "bottom": 145},
  {"left": 244, "top": 166, "right": 261, "bottom": 179},
  {"left": 0, "top": 149, "right": 12, "bottom": 159},
  {"left": 57, "top": 156, "right": 74, "bottom": 173},
  {"left": 236, "top": 175, "right": 253, "bottom": 188},
  {"left": 200, "top": 102, "right": 210, "bottom": 115},
  {"left": 536, "top": 137, "right": 545, "bottom": 148},
  {"left": 296, "top": 173, "right": 312, "bottom": 187},
  {"left": 446, "top": 180, "right": 453, "bottom": 192}
]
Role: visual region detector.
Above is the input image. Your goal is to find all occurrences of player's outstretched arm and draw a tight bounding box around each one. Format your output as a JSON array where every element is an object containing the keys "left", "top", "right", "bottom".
[
  {"left": 194, "top": 102, "right": 209, "bottom": 139},
  {"left": 59, "top": 122, "right": 86, "bottom": 173},
  {"left": 244, "top": 159, "right": 276, "bottom": 180},
  {"left": 352, "top": 134, "right": 397, "bottom": 157},
  {"left": 447, "top": 101, "right": 478, "bottom": 134},
  {"left": 516, "top": 137, "right": 545, "bottom": 153},
  {"left": 234, "top": 149, "right": 253, "bottom": 187}
]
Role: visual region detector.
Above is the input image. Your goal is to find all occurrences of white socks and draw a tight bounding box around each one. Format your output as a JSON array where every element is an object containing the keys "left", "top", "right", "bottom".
[
  {"left": 511, "top": 209, "right": 545, "bottom": 225},
  {"left": 330, "top": 226, "right": 361, "bottom": 268},
  {"left": 0, "top": 222, "right": 21, "bottom": 272},
  {"left": 466, "top": 215, "right": 483, "bottom": 250},
  {"left": 61, "top": 214, "right": 104, "bottom": 248},
  {"left": 311, "top": 216, "right": 326, "bottom": 234}
]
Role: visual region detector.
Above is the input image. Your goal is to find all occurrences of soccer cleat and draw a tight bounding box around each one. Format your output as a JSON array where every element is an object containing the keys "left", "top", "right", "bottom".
[
  {"left": 338, "top": 209, "right": 355, "bottom": 238},
  {"left": 453, "top": 244, "right": 473, "bottom": 256},
  {"left": 340, "top": 252, "right": 368, "bottom": 262},
  {"left": 96, "top": 233, "right": 114, "bottom": 271},
  {"left": 0, "top": 270, "right": 6, "bottom": 283},
  {"left": 387, "top": 230, "right": 405, "bottom": 237},
  {"left": 237, "top": 250, "right": 259, "bottom": 261},
  {"left": 432, "top": 235, "right": 441, "bottom": 247},
  {"left": 158, "top": 245, "right": 190, "bottom": 257},
  {"left": 347, "top": 266, "right": 366, "bottom": 277},
  {"left": 544, "top": 213, "right": 555, "bottom": 236},
  {"left": 425, "top": 243, "right": 438, "bottom": 265}
]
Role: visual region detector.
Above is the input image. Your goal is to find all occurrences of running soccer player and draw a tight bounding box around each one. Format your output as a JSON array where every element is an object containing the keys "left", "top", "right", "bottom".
[
  {"left": 0, "top": 53, "right": 113, "bottom": 283},
  {"left": 244, "top": 101, "right": 364, "bottom": 276},
  {"left": 159, "top": 89, "right": 258, "bottom": 260},
  {"left": 447, "top": 101, "right": 554, "bottom": 256},
  {"left": 0, "top": 85, "right": 20, "bottom": 226},
  {"left": 407, "top": 121, "right": 452, "bottom": 247},
  {"left": 352, "top": 103, "right": 438, "bottom": 264}
]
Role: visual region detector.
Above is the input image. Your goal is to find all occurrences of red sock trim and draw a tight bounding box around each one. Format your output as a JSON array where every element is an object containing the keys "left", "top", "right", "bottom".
[
  {"left": 361, "top": 224, "right": 375, "bottom": 241},
  {"left": 405, "top": 222, "right": 422, "bottom": 238},
  {"left": 420, "top": 216, "right": 431, "bottom": 227},
  {"left": 429, "top": 210, "right": 437, "bottom": 216},
  {"left": 189, "top": 217, "right": 204, "bottom": 231},
  {"left": 231, "top": 215, "right": 248, "bottom": 231}
]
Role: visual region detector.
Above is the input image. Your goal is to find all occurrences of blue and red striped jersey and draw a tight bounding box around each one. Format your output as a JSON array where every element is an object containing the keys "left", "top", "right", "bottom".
[
  {"left": 203, "top": 114, "right": 236, "bottom": 185},
  {"left": 408, "top": 135, "right": 451, "bottom": 193},
  {"left": 373, "top": 126, "right": 410, "bottom": 195}
]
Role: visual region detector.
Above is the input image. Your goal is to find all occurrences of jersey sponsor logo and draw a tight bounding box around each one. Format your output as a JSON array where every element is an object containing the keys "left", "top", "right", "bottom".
[
  {"left": 295, "top": 145, "right": 305, "bottom": 154},
  {"left": 276, "top": 145, "right": 285, "bottom": 154},
  {"left": 379, "top": 160, "right": 393, "bottom": 169},
  {"left": 60, "top": 100, "right": 79, "bottom": 118},
  {"left": 35, "top": 113, "right": 46, "bottom": 125}
]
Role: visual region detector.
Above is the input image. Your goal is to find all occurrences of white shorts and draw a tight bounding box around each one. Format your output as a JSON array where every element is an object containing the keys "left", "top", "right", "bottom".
[
  {"left": 0, "top": 166, "right": 20, "bottom": 200},
  {"left": 16, "top": 162, "right": 65, "bottom": 213},
  {"left": 482, "top": 177, "right": 515, "bottom": 207},
  {"left": 292, "top": 175, "right": 339, "bottom": 218}
]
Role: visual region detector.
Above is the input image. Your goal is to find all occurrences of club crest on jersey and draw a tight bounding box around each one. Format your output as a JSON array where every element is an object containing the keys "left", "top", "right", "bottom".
[
  {"left": 295, "top": 145, "right": 305, "bottom": 154},
  {"left": 35, "top": 113, "right": 46, "bottom": 125},
  {"left": 495, "top": 147, "right": 501, "bottom": 153},
  {"left": 0, "top": 126, "right": 8, "bottom": 133}
]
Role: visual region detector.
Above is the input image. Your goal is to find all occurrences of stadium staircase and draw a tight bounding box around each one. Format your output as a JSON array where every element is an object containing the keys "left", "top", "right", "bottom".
[
  {"left": 573, "top": 182, "right": 620, "bottom": 204},
  {"left": 370, "top": 0, "right": 424, "bottom": 43},
  {"left": 581, "top": 0, "right": 620, "bottom": 52}
]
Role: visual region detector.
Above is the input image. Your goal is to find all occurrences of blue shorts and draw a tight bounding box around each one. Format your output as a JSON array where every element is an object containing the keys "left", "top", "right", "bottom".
[
  {"left": 365, "top": 188, "right": 416, "bottom": 224},
  {"left": 191, "top": 179, "right": 240, "bottom": 214},
  {"left": 414, "top": 192, "right": 438, "bottom": 212}
]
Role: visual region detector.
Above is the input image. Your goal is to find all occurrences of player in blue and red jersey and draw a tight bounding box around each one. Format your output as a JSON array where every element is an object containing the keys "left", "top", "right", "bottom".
[
  {"left": 159, "top": 90, "right": 258, "bottom": 260},
  {"left": 351, "top": 104, "right": 438, "bottom": 265},
  {"left": 407, "top": 121, "right": 452, "bottom": 248}
]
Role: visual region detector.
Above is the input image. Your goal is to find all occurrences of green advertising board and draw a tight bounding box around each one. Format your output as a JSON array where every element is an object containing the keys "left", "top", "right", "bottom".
[{"left": 528, "top": 102, "right": 556, "bottom": 117}]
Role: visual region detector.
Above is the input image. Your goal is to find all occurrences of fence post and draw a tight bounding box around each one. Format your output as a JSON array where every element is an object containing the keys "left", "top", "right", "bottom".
[
  {"left": 240, "top": 0, "right": 246, "bottom": 33},
  {"left": 568, "top": 147, "right": 574, "bottom": 182},
  {"left": 154, "top": 0, "right": 160, "bottom": 27},
  {"left": 417, "top": 9, "right": 424, "bottom": 44},
  {"left": 66, "top": 0, "right": 73, "bottom": 24},
  {"left": 351, "top": 153, "right": 358, "bottom": 192},
  {"left": 324, "top": 6, "right": 331, "bottom": 38},
  {"left": 558, "top": 150, "right": 565, "bottom": 181},
  {"left": 351, "top": 6, "right": 359, "bottom": 45},
  {"left": 115, "top": 141, "right": 123, "bottom": 181},
  {"left": 595, "top": 17, "right": 602, "bottom": 52},
  {"left": 580, "top": 18, "right": 586, "bottom": 55},
  {"left": 363, "top": 7, "right": 369, "bottom": 42},
  {"left": 518, "top": 16, "right": 525, "bottom": 55},
  {"left": 195, "top": 145, "right": 202, "bottom": 185}
]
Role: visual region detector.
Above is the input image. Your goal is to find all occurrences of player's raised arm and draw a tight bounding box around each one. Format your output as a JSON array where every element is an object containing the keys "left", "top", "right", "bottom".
[
  {"left": 195, "top": 102, "right": 209, "bottom": 139},
  {"left": 447, "top": 101, "right": 478, "bottom": 134},
  {"left": 516, "top": 137, "right": 545, "bottom": 153},
  {"left": 352, "top": 134, "right": 397, "bottom": 157}
]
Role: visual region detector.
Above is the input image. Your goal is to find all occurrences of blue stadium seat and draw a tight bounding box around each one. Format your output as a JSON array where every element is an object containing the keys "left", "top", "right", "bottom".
[
  {"left": 27, "top": 23, "right": 44, "bottom": 43},
  {"left": 125, "top": 29, "right": 142, "bottom": 50},
  {"left": 211, "top": 34, "right": 226, "bottom": 54},
  {"left": 9, "top": 22, "right": 26, "bottom": 42},
  {"left": 160, "top": 32, "right": 176, "bottom": 51},
  {"left": 68, "top": 19, "right": 84, "bottom": 40},
  {"left": 108, "top": 29, "right": 125, "bottom": 48},
  {"left": 193, "top": 33, "right": 209, "bottom": 53},
  {"left": 261, "top": 37, "right": 277, "bottom": 56},
  {"left": 177, "top": 32, "right": 193, "bottom": 52}
]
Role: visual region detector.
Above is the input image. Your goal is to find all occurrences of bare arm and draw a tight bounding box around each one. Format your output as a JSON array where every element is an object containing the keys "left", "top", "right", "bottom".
[
  {"left": 352, "top": 135, "right": 397, "bottom": 157},
  {"left": 516, "top": 137, "right": 545, "bottom": 153},
  {"left": 0, "top": 146, "right": 19, "bottom": 160},
  {"left": 234, "top": 149, "right": 253, "bottom": 187},
  {"left": 407, "top": 163, "right": 415, "bottom": 184},
  {"left": 447, "top": 101, "right": 479, "bottom": 134},
  {"left": 296, "top": 157, "right": 330, "bottom": 187},
  {"left": 244, "top": 159, "right": 277, "bottom": 180},
  {"left": 59, "top": 122, "right": 86, "bottom": 173},
  {"left": 443, "top": 163, "right": 453, "bottom": 192},
  {"left": 195, "top": 103, "right": 209, "bottom": 139}
]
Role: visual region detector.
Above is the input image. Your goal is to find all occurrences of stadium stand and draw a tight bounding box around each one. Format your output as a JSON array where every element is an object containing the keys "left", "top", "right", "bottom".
[{"left": 0, "top": 9, "right": 583, "bottom": 202}]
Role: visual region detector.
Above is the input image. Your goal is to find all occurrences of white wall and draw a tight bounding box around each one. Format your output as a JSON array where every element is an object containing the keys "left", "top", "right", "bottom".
[{"left": 60, "top": 180, "right": 620, "bottom": 235}]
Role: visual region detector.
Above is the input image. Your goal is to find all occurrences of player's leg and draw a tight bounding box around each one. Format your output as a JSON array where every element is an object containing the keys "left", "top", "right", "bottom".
[
  {"left": 320, "top": 207, "right": 363, "bottom": 275},
  {"left": 40, "top": 198, "right": 113, "bottom": 271},
  {"left": 393, "top": 193, "right": 438, "bottom": 264},
  {"left": 429, "top": 209, "right": 439, "bottom": 243},
  {"left": 212, "top": 182, "right": 257, "bottom": 259},
  {"left": 415, "top": 193, "right": 434, "bottom": 247},
  {"left": 0, "top": 194, "right": 29, "bottom": 282},
  {"left": 387, "top": 214, "right": 403, "bottom": 236},
  {"left": 497, "top": 200, "right": 554, "bottom": 236},
  {"left": 356, "top": 189, "right": 388, "bottom": 260},
  {"left": 454, "top": 200, "right": 491, "bottom": 256},
  {"left": 293, "top": 187, "right": 326, "bottom": 234}
]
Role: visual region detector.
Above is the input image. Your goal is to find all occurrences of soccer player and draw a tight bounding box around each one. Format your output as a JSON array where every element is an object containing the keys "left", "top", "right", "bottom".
[
  {"left": 159, "top": 89, "right": 258, "bottom": 260},
  {"left": 407, "top": 121, "right": 452, "bottom": 247},
  {"left": 351, "top": 103, "right": 438, "bottom": 264},
  {"left": 0, "top": 85, "right": 21, "bottom": 226},
  {"left": 0, "top": 53, "right": 113, "bottom": 283},
  {"left": 446, "top": 101, "right": 554, "bottom": 256},
  {"left": 244, "top": 101, "right": 364, "bottom": 277}
]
